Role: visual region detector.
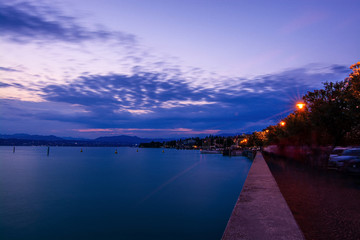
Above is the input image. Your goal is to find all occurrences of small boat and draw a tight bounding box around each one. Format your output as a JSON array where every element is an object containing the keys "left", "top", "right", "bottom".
[{"left": 200, "top": 149, "right": 222, "bottom": 154}]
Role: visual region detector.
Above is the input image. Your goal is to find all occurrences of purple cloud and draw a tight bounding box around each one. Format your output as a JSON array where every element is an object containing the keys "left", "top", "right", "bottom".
[
  {"left": 0, "top": 2, "right": 136, "bottom": 45},
  {"left": 0, "top": 63, "right": 351, "bottom": 137}
]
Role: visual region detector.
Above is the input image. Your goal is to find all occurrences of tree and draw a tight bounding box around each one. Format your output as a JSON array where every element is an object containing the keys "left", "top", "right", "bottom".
[
  {"left": 344, "top": 62, "right": 360, "bottom": 144},
  {"left": 303, "top": 81, "right": 351, "bottom": 145},
  {"left": 265, "top": 61, "right": 360, "bottom": 146},
  {"left": 302, "top": 62, "right": 360, "bottom": 145}
]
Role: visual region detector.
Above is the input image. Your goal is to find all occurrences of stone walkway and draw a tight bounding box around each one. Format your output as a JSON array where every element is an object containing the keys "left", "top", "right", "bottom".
[{"left": 222, "top": 152, "right": 304, "bottom": 240}]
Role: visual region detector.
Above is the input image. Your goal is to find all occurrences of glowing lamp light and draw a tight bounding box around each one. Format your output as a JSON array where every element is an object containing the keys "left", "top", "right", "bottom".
[
  {"left": 280, "top": 121, "right": 286, "bottom": 126},
  {"left": 240, "top": 138, "right": 248, "bottom": 144},
  {"left": 296, "top": 102, "right": 305, "bottom": 110}
]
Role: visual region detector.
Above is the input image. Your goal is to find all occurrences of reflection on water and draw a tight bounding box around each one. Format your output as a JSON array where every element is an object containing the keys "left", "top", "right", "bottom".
[{"left": 0, "top": 146, "right": 252, "bottom": 240}]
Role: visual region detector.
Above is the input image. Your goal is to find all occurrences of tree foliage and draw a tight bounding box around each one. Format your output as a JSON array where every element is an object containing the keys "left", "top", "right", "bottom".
[{"left": 267, "top": 61, "right": 360, "bottom": 146}]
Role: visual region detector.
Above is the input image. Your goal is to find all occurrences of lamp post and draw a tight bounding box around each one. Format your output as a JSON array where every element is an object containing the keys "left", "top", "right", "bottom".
[{"left": 296, "top": 102, "right": 305, "bottom": 110}]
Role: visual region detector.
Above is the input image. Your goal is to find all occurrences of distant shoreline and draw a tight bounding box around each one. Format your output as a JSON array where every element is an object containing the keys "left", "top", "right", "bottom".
[{"left": 0, "top": 139, "right": 138, "bottom": 147}]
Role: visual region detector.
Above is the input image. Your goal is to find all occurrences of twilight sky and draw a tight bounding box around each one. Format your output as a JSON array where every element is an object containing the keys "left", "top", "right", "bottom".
[{"left": 0, "top": 0, "right": 359, "bottom": 138}]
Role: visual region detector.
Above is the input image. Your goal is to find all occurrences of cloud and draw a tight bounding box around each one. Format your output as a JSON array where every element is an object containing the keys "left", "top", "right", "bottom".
[
  {"left": 0, "top": 63, "right": 351, "bottom": 137},
  {"left": 0, "top": 82, "right": 12, "bottom": 88},
  {"left": 0, "top": 66, "right": 20, "bottom": 72},
  {"left": 160, "top": 100, "right": 216, "bottom": 109},
  {"left": 41, "top": 72, "right": 215, "bottom": 111},
  {"left": 0, "top": 1, "right": 355, "bottom": 138},
  {"left": 77, "top": 128, "right": 113, "bottom": 133},
  {"left": 222, "top": 64, "right": 350, "bottom": 99},
  {"left": 126, "top": 109, "right": 154, "bottom": 115},
  {"left": 0, "top": 2, "right": 136, "bottom": 45}
]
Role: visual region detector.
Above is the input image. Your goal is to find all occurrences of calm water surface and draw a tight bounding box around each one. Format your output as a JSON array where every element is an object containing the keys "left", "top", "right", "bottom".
[{"left": 0, "top": 146, "right": 252, "bottom": 240}]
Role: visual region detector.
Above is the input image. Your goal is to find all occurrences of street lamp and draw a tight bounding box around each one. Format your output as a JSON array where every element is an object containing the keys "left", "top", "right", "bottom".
[
  {"left": 280, "top": 121, "right": 286, "bottom": 126},
  {"left": 296, "top": 102, "right": 305, "bottom": 110}
]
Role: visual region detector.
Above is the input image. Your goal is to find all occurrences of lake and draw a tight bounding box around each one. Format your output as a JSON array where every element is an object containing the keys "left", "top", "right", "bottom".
[{"left": 0, "top": 146, "right": 252, "bottom": 240}]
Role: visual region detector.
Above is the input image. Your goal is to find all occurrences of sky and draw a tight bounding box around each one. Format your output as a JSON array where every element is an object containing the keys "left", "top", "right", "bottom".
[{"left": 0, "top": 0, "right": 359, "bottom": 138}]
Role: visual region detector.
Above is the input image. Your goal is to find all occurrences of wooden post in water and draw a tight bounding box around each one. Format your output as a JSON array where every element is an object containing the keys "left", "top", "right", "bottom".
[
  {"left": 13, "top": 146, "right": 15, "bottom": 153},
  {"left": 47, "top": 146, "right": 50, "bottom": 156}
]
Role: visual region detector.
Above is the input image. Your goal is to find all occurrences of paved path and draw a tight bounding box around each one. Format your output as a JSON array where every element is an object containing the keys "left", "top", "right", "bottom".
[{"left": 222, "top": 152, "right": 304, "bottom": 240}]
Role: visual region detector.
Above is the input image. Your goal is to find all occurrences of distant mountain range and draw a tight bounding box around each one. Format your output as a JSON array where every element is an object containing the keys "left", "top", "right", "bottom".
[
  {"left": 0, "top": 134, "right": 170, "bottom": 146},
  {"left": 0, "top": 133, "right": 245, "bottom": 147},
  {"left": 0, "top": 134, "right": 64, "bottom": 141}
]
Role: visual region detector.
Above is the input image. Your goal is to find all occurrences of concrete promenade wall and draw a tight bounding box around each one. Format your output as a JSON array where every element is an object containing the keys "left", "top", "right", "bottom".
[{"left": 222, "top": 152, "right": 304, "bottom": 240}]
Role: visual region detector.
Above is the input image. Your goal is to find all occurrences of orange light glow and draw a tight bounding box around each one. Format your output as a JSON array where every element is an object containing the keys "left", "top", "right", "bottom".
[
  {"left": 280, "top": 121, "right": 286, "bottom": 126},
  {"left": 240, "top": 138, "right": 248, "bottom": 144},
  {"left": 296, "top": 102, "right": 305, "bottom": 110}
]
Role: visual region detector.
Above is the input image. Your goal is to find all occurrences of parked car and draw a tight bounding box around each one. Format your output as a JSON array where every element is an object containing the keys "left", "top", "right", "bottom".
[
  {"left": 328, "top": 147, "right": 350, "bottom": 168},
  {"left": 328, "top": 148, "right": 360, "bottom": 169},
  {"left": 330, "top": 147, "right": 349, "bottom": 157},
  {"left": 342, "top": 158, "right": 360, "bottom": 173}
]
